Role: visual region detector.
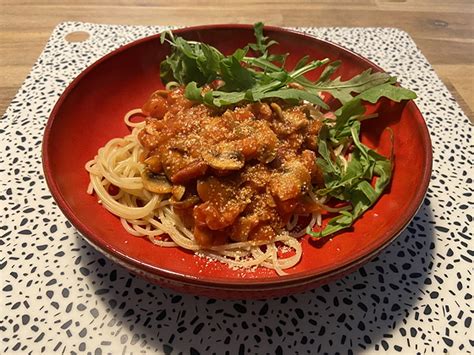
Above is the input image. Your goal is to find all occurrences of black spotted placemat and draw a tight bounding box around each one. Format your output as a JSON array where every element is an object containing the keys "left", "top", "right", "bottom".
[{"left": 1, "top": 22, "right": 472, "bottom": 354}]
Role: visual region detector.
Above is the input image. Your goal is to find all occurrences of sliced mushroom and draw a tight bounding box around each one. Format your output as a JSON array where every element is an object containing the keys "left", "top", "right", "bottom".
[
  {"left": 270, "top": 102, "right": 284, "bottom": 120},
  {"left": 171, "top": 185, "right": 186, "bottom": 201},
  {"left": 202, "top": 143, "right": 245, "bottom": 171},
  {"left": 141, "top": 169, "right": 173, "bottom": 194},
  {"left": 144, "top": 155, "right": 162, "bottom": 174}
]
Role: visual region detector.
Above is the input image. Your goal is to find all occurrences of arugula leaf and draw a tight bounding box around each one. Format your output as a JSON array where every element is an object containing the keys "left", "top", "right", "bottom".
[
  {"left": 198, "top": 87, "right": 247, "bottom": 107},
  {"left": 160, "top": 24, "right": 415, "bottom": 113},
  {"left": 198, "top": 44, "right": 224, "bottom": 81},
  {"left": 183, "top": 57, "right": 330, "bottom": 108},
  {"left": 316, "top": 126, "right": 340, "bottom": 176},
  {"left": 162, "top": 24, "right": 330, "bottom": 108},
  {"left": 356, "top": 82, "right": 417, "bottom": 103},
  {"left": 308, "top": 100, "right": 394, "bottom": 238},
  {"left": 293, "top": 55, "right": 311, "bottom": 71},
  {"left": 312, "top": 69, "right": 391, "bottom": 104},
  {"left": 317, "top": 60, "right": 342, "bottom": 83},
  {"left": 308, "top": 155, "right": 392, "bottom": 238},
  {"left": 257, "top": 89, "right": 327, "bottom": 106},
  {"left": 249, "top": 22, "right": 287, "bottom": 63},
  {"left": 328, "top": 82, "right": 417, "bottom": 144},
  {"left": 187, "top": 85, "right": 328, "bottom": 109},
  {"left": 219, "top": 50, "right": 256, "bottom": 91},
  {"left": 312, "top": 145, "right": 392, "bottom": 238},
  {"left": 243, "top": 56, "right": 281, "bottom": 72},
  {"left": 333, "top": 98, "right": 366, "bottom": 131},
  {"left": 160, "top": 32, "right": 224, "bottom": 86},
  {"left": 316, "top": 143, "right": 372, "bottom": 200},
  {"left": 249, "top": 22, "right": 275, "bottom": 55},
  {"left": 184, "top": 81, "right": 203, "bottom": 102}
]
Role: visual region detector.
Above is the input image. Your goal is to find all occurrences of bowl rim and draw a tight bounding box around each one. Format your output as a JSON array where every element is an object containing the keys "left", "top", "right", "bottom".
[{"left": 42, "top": 23, "right": 433, "bottom": 288}]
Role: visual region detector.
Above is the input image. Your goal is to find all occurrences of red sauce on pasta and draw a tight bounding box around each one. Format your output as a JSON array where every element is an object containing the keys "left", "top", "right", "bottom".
[{"left": 138, "top": 87, "right": 325, "bottom": 247}]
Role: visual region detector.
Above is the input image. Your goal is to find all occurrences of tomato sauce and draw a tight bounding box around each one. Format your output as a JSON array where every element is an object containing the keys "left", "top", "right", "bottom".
[{"left": 138, "top": 87, "right": 324, "bottom": 247}]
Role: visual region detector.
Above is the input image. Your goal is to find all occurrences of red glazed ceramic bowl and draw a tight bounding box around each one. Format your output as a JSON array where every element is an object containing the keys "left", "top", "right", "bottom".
[{"left": 42, "top": 24, "right": 432, "bottom": 299}]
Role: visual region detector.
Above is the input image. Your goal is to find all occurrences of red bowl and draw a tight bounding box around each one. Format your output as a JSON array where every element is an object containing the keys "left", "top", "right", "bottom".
[{"left": 42, "top": 24, "right": 432, "bottom": 299}]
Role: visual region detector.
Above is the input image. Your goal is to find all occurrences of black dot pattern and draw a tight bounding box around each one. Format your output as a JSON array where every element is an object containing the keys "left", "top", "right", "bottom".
[{"left": 1, "top": 23, "right": 473, "bottom": 354}]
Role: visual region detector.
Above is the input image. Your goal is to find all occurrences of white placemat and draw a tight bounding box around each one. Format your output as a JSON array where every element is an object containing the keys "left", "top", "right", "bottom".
[{"left": 1, "top": 22, "right": 472, "bottom": 354}]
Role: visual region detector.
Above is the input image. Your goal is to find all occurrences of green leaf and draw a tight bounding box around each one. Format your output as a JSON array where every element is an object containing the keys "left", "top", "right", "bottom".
[
  {"left": 333, "top": 99, "right": 366, "bottom": 131},
  {"left": 317, "top": 148, "right": 369, "bottom": 198},
  {"left": 205, "top": 91, "right": 247, "bottom": 107},
  {"left": 307, "top": 210, "right": 353, "bottom": 238},
  {"left": 220, "top": 54, "right": 255, "bottom": 91},
  {"left": 203, "top": 91, "right": 215, "bottom": 106},
  {"left": 293, "top": 55, "right": 310, "bottom": 71},
  {"left": 159, "top": 32, "right": 225, "bottom": 86},
  {"left": 317, "top": 126, "right": 339, "bottom": 175},
  {"left": 313, "top": 69, "right": 391, "bottom": 104},
  {"left": 309, "top": 175, "right": 387, "bottom": 238},
  {"left": 310, "top": 122, "right": 393, "bottom": 238},
  {"left": 316, "top": 60, "right": 342, "bottom": 83},
  {"left": 184, "top": 82, "right": 203, "bottom": 102},
  {"left": 258, "top": 88, "right": 329, "bottom": 108},
  {"left": 198, "top": 44, "right": 224, "bottom": 81},
  {"left": 267, "top": 53, "right": 288, "bottom": 63},
  {"left": 250, "top": 22, "right": 278, "bottom": 57},
  {"left": 159, "top": 25, "right": 335, "bottom": 108},
  {"left": 289, "top": 59, "right": 330, "bottom": 80},
  {"left": 356, "top": 82, "right": 417, "bottom": 103},
  {"left": 355, "top": 180, "right": 379, "bottom": 204},
  {"left": 243, "top": 57, "right": 281, "bottom": 72},
  {"left": 231, "top": 47, "right": 249, "bottom": 61},
  {"left": 250, "top": 22, "right": 266, "bottom": 54}
]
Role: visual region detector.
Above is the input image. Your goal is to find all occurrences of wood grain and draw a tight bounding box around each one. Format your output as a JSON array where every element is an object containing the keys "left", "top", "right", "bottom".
[{"left": 0, "top": 0, "right": 472, "bottom": 119}]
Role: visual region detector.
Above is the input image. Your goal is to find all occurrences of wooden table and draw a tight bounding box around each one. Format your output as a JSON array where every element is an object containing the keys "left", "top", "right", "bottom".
[{"left": 1, "top": 0, "right": 473, "bottom": 119}]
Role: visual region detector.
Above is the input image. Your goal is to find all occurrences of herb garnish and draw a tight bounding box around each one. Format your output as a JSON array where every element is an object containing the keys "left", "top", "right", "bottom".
[{"left": 158, "top": 22, "right": 417, "bottom": 238}]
